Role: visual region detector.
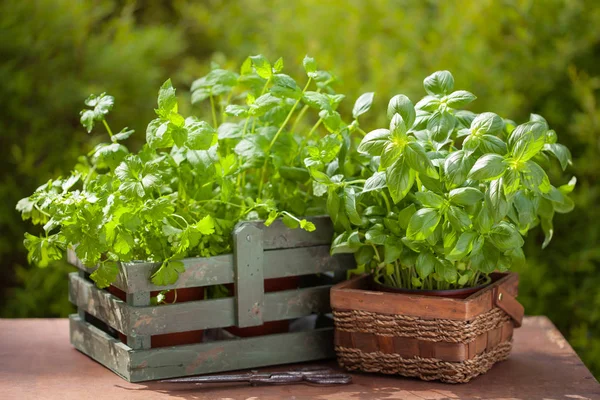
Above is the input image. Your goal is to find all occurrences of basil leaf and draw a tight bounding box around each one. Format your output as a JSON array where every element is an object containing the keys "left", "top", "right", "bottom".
[
  {"left": 446, "top": 90, "right": 476, "bottom": 108},
  {"left": 488, "top": 222, "right": 524, "bottom": 251},
  {"left": 468, "top": 154, "right": 507, "bottom": 180},
  {"left": 449, "top": 187, "right": 484, "bottom": 206},
  {"left": 387, "top": 94, "right": 416, "bottom": 127},
  {"left": 423, "top": 70, "right": 454, "bottom": 96},
  {"left": 357, "top": 129, "right": 390, "bottom": 156},
  {"left": 387, "top": 158, "right": 415, "bottom": 203},
  {"left": 444, "top": 150, "right": 474, "bottom": 186},
  {"left": 407, "top": 208, "right": 441, "bottom": 240},
  {"left": 416, "top": 251, "right": 436, "bottom": 279},
  {"left": 353, "top": 92, "right": 375, "bottom": 119}
]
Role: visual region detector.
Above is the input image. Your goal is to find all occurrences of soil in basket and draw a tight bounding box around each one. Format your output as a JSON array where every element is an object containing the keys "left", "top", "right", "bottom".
[
  {"left": 107, "top": 286, "right": 205, "bottom": 348},
  {"left": 224, "top": 276, "right": 300, "bottom": 337}
]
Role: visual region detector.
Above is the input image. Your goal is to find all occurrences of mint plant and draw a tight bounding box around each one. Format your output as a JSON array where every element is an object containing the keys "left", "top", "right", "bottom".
[
  {"left": 309, "top": 71, "right": 575, "bottom": 290},
  {"left": 17, "top": 55, "right": 367, "bottom": 288}
]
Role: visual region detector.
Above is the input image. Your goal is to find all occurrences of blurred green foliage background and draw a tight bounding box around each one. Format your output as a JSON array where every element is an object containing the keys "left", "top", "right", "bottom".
[{"left": 1, "top": 0, "right": 598, "bottom": 376}]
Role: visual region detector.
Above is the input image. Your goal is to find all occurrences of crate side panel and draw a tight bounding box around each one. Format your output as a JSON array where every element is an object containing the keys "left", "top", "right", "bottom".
[
  {"left": 69, "top": 314, "right": 132, "bottom": 381},
  {"left": 256, "top": 216, "right": 333, "bottom": 250},
  {"left": 129, "top": 297, "right": 236, "bottom": 336},
  {"left": 129, "top": 286, "right": 331, "bottom": 336},
  {"left": 263, "top": 246, "right": 355, "bottom": 279},
  {"left": 128, "top": 328, "right": 335, "bottom": 382},
  {"left": 69, "top": 272, "right": 130, "bottom": 334}
]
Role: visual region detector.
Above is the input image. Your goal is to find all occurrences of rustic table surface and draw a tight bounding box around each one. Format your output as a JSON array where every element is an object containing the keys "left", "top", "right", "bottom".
[{"left": 0, "top": 316, "right": 598, "bottom": 400}]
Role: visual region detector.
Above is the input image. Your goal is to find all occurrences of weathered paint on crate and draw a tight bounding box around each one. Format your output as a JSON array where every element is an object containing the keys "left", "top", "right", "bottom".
[{"left": 68, "top": 216, "right": 354, "bottom": 381}]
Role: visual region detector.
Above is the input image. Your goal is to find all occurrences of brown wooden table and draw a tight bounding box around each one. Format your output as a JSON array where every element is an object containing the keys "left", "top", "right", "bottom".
[{"left": 0, "top": 317, "right": 598, "bottom": 400}]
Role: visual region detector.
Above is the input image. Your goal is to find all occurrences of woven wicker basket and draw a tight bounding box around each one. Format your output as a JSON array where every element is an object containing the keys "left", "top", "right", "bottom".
[{"left": 331, "top": 273, "right": 524, "bottom": 383}]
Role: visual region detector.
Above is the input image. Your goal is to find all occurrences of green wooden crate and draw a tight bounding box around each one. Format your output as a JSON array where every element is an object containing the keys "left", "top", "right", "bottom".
[{"left": 67, "top": 216, "right": 354, "bottom": 382}]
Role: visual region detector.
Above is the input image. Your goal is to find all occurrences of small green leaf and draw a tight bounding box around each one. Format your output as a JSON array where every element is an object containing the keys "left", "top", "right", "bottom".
[
  {"left": 302, "top": 55, "right": 317, "bottom": 76},
  {"left": 407, "top": 208, "right": 441, "bottom": 240},
  {"left": 423, "top": 71, "right": 454, "bottom": 96},
  {"left": 488, "top": 221, "right": 524, "bottom": 251},
  {"left": 397, "top": 204, "right": 416, "bottom": 230},
  {"left": 449, "top": 187, "right": 483, "bottom": 206},
  {"left": 445, "top": 90, "right": 476, "bottom": 108},
  {"left": 357, "top": 129, "right": 390, "bottom": 156},
  {"left": 404, "top": 142, "right": 439, "bottom": 179},
  {"left": 384, "top": 237, "right": 403, "bottom": 263},
  {"left": 387, "top": 94, "right": 416, "bottom": 127},
  {"left": 363, "top": 171, "right": 387, "bottom": 193},
  {"left": 471, "top": 112, "right": 503, "bottom": 135},
  {"left": 250, "top": 54, "right": 272, "bottom": 79},
  {"left": 344, "top": 188, "right": 363, "bottom": 226},
  {"left": 353, "top": 92, "right": 375, "bottom": 119},
  {"left": 186, "top": 119, "right": 217, "bottom": 150},
  {"left": 151, "top": 260, "right": 186, "bottom": 286},
  {"left": 158, "top": 79, "right": 178, "bottom": 114},
  {"left": 445, "top": 150, "right": 475, "bottom": 186},
  {"left": 468, "top": 154, "right": 507, "bottom": 181},
  {"left": 435, "top": 259, "right": 457, "bottom": 283},
  {"left": 387, "top": 158, "right": 415, "bottom": 203},
  {"left": 447, "top": 231, "right": 477, "bottom": 261},
  {"left": 544, "top": 143, "right": 572, "bottom": 170},
  {"left": 415, "top": 191, "right": 444, "bottom": 209},
  {"left": 446, "top": 205, "right": 472, "bottom": 231},
  {"left": 90, "top": 261, "right": 120, "bottom": 289},
  {"left": 416, "top": 251, "right": 436, "bottom": 279}
]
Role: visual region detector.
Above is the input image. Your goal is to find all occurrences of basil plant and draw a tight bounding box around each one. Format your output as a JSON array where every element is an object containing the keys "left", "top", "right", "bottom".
[{"left": 308, "top": 71, "right": 575, "bottom": 290}]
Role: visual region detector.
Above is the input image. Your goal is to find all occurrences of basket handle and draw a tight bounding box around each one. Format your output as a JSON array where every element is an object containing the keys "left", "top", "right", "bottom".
[{"left": 494, "top": 287, "right": 524, "bottom": 328}]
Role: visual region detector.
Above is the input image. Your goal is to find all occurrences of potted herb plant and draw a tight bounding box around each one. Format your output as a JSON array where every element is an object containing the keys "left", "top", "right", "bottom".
[
  {"left": 307, "top": 71, "right": 576, "bottom": 382},
  {"left": 17, "top": 55, "right": 367, "bottom": 347}
]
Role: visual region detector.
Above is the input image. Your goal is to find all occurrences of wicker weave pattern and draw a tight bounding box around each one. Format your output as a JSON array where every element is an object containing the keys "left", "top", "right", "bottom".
[
  {"left": 336, "top": 341, "right": 512, "bottom": 384},
  {"left": 333, "top": 307, "right": 511, "bottom": 343}
]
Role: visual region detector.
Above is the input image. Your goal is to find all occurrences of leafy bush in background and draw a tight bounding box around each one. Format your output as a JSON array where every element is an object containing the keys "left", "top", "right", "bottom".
[
  {"left": 0, "top": 0, "right": 206, "bottom": 316},
  {"left": 1, "top": 0, "right": 599, "bottom": 376}
]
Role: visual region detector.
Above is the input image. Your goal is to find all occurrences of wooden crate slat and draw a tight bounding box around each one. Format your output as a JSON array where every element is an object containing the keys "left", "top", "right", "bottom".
[
  {"left": 128, "top": 328, "right": 335, "bottom": 382},
  {"left": 69, "top": 246, "right": 353, "bottom": 294},
  {"left": 263, "top": 285, "right": 331, "bottom": 321},
  {"left": 233, "top": 223, "right": 265, "bottom": 328},
  {"left": 69, "top": 314, "right": 132, "bottom": 381},
  {"left": 126, "top": 292, "right": 151, "bottom": 350},
  {"left": 263, "top": 246, "right": 354, "bottom": 279},
  {"left": 69, "top": 272, "right": 129, "bottom": 334},
  {"left": 121, "top": 254, "right": 234, "bottom": 293}
]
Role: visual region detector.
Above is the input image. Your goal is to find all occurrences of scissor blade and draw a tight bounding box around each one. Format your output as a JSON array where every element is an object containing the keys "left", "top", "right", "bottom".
[{"left": 160, "top": 373, "right": 260, "bottom": 384}]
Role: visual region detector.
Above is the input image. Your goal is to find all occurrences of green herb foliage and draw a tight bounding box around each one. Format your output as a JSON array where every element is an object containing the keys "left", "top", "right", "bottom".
[
  {"left": 17, "top": 55, "right": 362, "bottom": 288},
  {"left": 312, "top": 71, "right": 575, "bottom": 290}
]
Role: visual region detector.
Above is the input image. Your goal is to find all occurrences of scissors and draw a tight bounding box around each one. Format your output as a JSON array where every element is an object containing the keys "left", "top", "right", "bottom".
[{"left": 160, "top": 367, "right": 352, "bottom": 386}]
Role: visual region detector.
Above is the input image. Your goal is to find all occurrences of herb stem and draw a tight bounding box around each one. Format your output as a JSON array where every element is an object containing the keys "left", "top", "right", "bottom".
[
  {"left": 102, "top": 119, "right": 114, "bottom": 138},
  {"left": 267, "top": 77, "right": 312, "bottom": 152},
  {"left": 357, "top": 127, "right": 368, "bottom": 137},
  {"left": 209, "top": 95, "right": 218, "bottom": 127},
  {"left": 170, "top": 214, "right": 189, "bottom": 228},
  {"left": 222, "top": 91, "right": 234, "bottom": 122},
  {"left": 380, "top": 191, "right": 392, "bottom": 213},
  {"left": 345, "top": 179, "right": 366, "bottom": 185}
]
